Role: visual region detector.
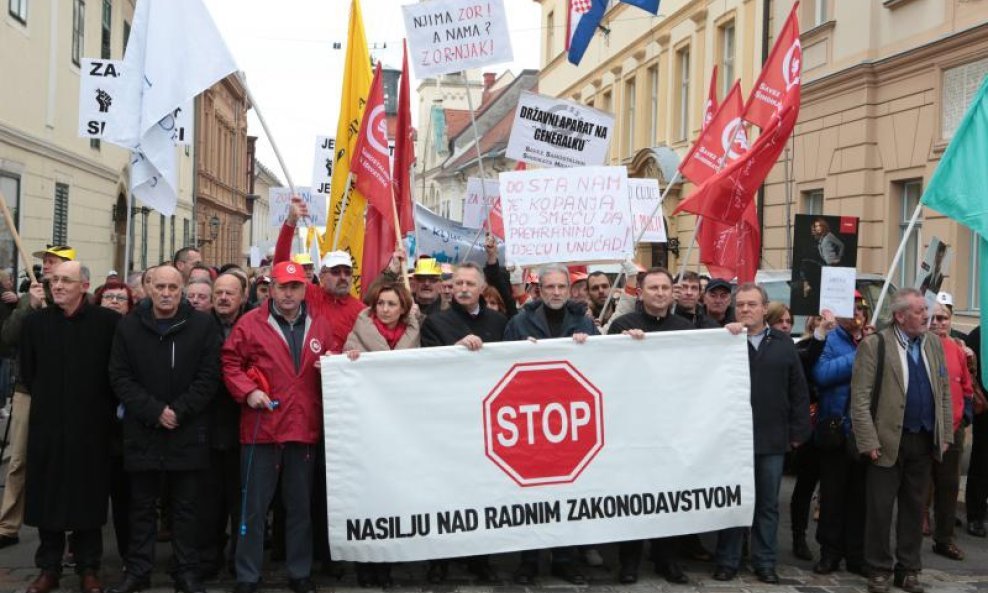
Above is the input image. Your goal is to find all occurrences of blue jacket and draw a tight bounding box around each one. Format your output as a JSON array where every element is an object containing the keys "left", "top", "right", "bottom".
[
  {"left": 503, "top": 300, "right": 599, "bottom": 341},
  {"left": 812, "top": 325, "right": 858, "bottom": 433}
]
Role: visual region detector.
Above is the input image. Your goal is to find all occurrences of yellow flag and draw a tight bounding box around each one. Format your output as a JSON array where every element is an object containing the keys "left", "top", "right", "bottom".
[{"left": 320, "top": 0, "right": 371, "bottom": 295}]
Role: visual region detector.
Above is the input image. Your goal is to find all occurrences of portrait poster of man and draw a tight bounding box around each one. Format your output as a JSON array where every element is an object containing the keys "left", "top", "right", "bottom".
[
  {"left": 790, "top": 214, "right": 859, "bottom": 315},
  {"left": 914, "top": 237, "right": 951, "bottom": 297}
]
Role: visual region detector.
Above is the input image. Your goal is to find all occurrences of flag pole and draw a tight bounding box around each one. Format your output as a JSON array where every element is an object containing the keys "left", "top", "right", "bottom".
[
  {"left": 870, "top": 201, "right": 923, "bottom": 327},
  {"left": 0, "top": 192, "right": 38, "bottom": 284},
  {"left": 388, "top": 185, "right": 411, "bottom": 291},
  {"left": 596, "top": 169, "right": 682, "bottom": 324},
  {"left": 237, "top": 72, "right": 309, "bottom": 255},
  {"left": 462, "top": 72, "right": 494, "bottom": 260}
]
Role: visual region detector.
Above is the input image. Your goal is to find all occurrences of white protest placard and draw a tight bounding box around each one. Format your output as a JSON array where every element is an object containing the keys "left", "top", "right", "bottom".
[
  {"left": 506, "top": 91, "right": 615, "bottom": 168},
  {"left": 249, "top": 246, "right": 261, "bottom": 268},
  {"left": 403, "top": 0, "right": 513, "bottom": 78},
  {"left": 322, "top": 330, "right": 754, "bottom": 561},
  {"left": 268, "top": 187, "right": 328, "bottom": 228},
  {"left": 819, "top": 267, "right": 856, "bottom": 318},
  {"left": 498, "top": 166, "right": 633, "bottom": 267},
  {"left": 462, "top": 178, "right": 500, "bottom": 229},
  {"left": 627, "top": 179, "right": 666, "bottom": 243},
  {"left": 78, "top": 58, "right": 129, "bottom": 139},
  {"left": 312, "top": 136, "right": 335, "bottom": 196}
]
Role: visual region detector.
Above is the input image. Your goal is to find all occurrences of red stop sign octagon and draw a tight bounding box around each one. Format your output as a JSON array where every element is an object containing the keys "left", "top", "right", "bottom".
[{"left": 483, "top": 361, "right": 604, "bottom": 487}]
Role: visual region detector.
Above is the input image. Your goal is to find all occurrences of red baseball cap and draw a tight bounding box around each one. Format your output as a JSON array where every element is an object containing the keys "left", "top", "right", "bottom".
[{"left": 271, "top": 261, "right": 308, "bottom": 285}]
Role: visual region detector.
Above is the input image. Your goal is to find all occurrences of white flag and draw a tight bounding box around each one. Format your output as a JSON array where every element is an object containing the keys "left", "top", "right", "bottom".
[{"left": 109, "top": 0, "right": 238, "bottom": 215}]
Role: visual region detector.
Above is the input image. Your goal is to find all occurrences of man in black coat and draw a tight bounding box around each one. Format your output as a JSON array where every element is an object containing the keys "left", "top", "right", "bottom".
[
  {"left": 607, "top": 268, "right": 696, "bottom": 585},
  {"left": 197, "top": 273, "right": 247, "bottom": 580},
  {"left": 108, "top": 265, "right": 222, "bottom": 593},
  {"left": 713, "top": 282, "right": 810, "bottom": 584},
  {"left": 420, "top": 262, "right": 506, "bottom": 584},
  {"left": 20, "top": 261, "right": 120, "bottom": 593},
  {"left": 503, "top": 264, "right": 597, "bottom": 585}
]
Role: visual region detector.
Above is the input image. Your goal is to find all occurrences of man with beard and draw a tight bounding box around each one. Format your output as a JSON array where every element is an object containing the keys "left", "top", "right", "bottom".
[
  {"left": 420, "top": 263, "right": 507, "bottom": 583},
  {"left": 198, "top": 273, "right": 248, "bottom": 580},
  {"left": 587, "top": 271, "right": 615, "bottom": 325},
  {"left": 674, "top": 271, "right": 719, "bottom": 328},
  {"left": 503, "top": 264, "right": 596, "bottom": 585},
  {"left": 21, "top": 261, "right": 120, "bottom": 593}
]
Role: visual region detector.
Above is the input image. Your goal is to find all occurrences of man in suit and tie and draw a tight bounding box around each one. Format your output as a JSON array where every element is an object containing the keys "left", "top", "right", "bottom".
[{"left": 850, "top": 288, "right": 953, "bottom": 593}]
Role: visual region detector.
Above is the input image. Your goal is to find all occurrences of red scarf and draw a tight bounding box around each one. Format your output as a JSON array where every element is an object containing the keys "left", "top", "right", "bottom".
[{"left": 372, "top": 316, "right": 407, "bottom": 350}]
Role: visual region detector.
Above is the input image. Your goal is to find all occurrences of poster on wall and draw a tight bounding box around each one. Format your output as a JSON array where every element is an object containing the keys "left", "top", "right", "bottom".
[{"left": 789, "top": 214, "right": 859, "bottom": 316}]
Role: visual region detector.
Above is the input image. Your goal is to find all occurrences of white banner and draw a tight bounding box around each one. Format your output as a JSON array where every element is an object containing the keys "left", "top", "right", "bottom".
[
  {"left": 403, "top": 0, "right": 513, "bottom": 78},
  {"left": 269, "top": 187, "right": 328, "bottom": 228},
  {"left": 628, "top": 178, "right": 667, "bottom": 243},
  {"left": 498, "top": 166, "right": 633, "bottom": 267},
  {"left": 407, "top": 203, "right": 503, "bottom": 264},
  {"left": 78, "top": 59, "right": 128, "bottom": 139},
  {"left": 462, "top": 178, "right": 500, "bottom": 229},
  {"left": 506, "top": 91, "right": 615, "bottom": 168},
  {"left": 322, "top": 331, "right": 755, "bottom": 562},
  {"left": 312, "top": 136, "right": 335, "bottom": 196}
]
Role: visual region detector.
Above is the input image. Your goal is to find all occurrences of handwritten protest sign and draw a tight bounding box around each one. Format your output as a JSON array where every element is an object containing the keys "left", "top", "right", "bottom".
[
  {"left": 403, "top": 0, "right": 513, "bottom": 78},
  {"left": 819, "top": 267, "right": 856, "bottom": 318},
  {"left": 506, "top": 91, "right": 614, "bottom": 168},
  {"left": 627, "top": 179, "right": 667, "bottom": 243},
  {"left": 269, "top": 187, "right": 328, "bottom": 228},
  {"left": 312, "top": 136, "right": 335, "bottom": 196},
  {"left": 462, "top": 178, "right": 499, "bottom": 229},
  {"left": 499, "top": 166, "right": 632, "bottom": 267}
]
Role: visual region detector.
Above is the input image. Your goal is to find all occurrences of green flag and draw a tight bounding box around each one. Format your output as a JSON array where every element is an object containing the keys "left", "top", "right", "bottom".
[{"left": 921, "top": 74, "right": 988, "bottom": 377}]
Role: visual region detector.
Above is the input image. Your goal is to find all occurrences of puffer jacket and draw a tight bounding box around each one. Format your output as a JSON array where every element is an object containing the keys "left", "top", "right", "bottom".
[
  {"left": 812, "top": 326, "right": 858, "bottom": 434},
  {"left": 503, "top": 299, "right": 599, "bottom": 341}
]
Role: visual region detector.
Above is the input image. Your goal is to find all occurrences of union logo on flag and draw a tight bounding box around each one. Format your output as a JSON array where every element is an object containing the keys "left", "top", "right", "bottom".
[{"left": 572, "top": 0, "right": 592, "bottom": 14}]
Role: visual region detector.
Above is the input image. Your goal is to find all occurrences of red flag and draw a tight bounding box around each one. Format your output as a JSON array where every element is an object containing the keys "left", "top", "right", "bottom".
[
  {"left": 351, "top": 62, "right": 393, "bottom": 218},
  {"left": 392, "top": 42, "right": 415, "bottom": 234},
  {"left": 361, "top": 207, "right": 393, "bottom": 297},
  {"left": 744, "top": 2, "right": 801, "bottom": 128},
  {"left": 674, "top": 105, "right": 797, "bottom": 225},
  {"left": 700, "top": 200, "right": 760, "bottom": 283},
  {"left": 702, "top": 65, "right": 719, "bottom": 131},
  {"left": 678, "top": 81, "right": 748, "bottom": 185}
]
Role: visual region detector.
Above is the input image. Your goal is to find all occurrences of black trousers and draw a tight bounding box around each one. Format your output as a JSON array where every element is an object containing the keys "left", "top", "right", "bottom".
[
  {"left": 36, "top": 528, "right": 102, "bottom": 575},
  {"left": 967, "top": 413, "right": 988, "bottom": 522},
  {"left": 816, "top": 447, "right": 866, "bottom": 564},
  {"left": 930, "top": 427, "right": 964, "bottom": 544},
  {"left": 126, "top": 470, "right": 200, "bottom": 580},
  {"left": 108, "top": 455, "right": 130, "bottom": 559},
  {"left": 618, "top": 537, "right": 676, "bottom": 571},
  {"left": 864, "top": 432, "right": 933, "bottom": 574},
  {"left": 519, "top": 546, "right": 577, "bottom": 568},
  {"left": 197, "top": 447, "right": 241, "bottom": 575},
  {"left": 790, "top": 441, "right": 820, "bottom": 536}
]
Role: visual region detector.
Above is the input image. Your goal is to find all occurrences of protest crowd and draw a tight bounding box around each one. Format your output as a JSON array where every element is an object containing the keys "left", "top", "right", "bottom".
[{"left": 0, "top": 194, "right": 983, "bottom": 593}]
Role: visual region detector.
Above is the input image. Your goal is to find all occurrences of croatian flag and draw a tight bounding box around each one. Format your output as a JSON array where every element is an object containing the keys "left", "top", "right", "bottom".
[{"left": 568, "top": 0, "right": 660, "bottom": 66}]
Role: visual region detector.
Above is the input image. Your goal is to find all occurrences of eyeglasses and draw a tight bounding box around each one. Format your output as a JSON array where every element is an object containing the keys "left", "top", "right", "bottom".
[
  {"left": 322, "top": 267, "right": 352, "bottom": 277},
  {"left": 101, "top": 294, "right": 129, "bottom": 303},
  {"left": 50, "top": 276, "right": 81, "bottom": 285}
]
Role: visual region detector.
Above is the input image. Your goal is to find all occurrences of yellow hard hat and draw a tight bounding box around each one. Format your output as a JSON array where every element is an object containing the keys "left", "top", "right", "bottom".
[
  {"left": 413, "top": 257, "right": 442, "bottom": 277},
  {"left": 292, "top": 253, "right": 314, "bottom": 266}
]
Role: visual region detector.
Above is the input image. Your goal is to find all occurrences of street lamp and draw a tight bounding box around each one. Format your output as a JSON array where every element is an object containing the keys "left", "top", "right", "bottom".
[{"left": 208, "top": 214, "right": 220, "bottom": 241}]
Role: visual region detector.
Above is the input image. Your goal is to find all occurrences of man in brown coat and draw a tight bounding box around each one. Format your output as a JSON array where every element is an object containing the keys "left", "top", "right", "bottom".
[{"left": 850, "top": 288, "right": 952, "bottom": 593}]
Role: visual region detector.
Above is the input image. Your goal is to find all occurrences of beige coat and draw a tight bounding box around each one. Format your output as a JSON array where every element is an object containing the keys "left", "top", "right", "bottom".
[
  {"left": 850, "top": 327, "right": 953, "bottom": 467},
  {"left": 343, "top": 308, "right": 421, "bottom": 353}
]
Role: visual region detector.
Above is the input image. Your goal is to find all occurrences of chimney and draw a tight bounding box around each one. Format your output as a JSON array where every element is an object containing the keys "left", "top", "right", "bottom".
[{"left": 483, "top": 72, "right": 496, "bottom": 91}]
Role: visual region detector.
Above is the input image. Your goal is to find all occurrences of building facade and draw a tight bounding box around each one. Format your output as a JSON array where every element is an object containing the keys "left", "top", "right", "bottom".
[
  {"left": 246, "top": 156, "right": 281, "bottom": 260},
  {"left": 194, "top": 74, "right": 251, "bottom": 267},
  {"left": 536, "top": 0, "right": 988, "bottom": 326}
]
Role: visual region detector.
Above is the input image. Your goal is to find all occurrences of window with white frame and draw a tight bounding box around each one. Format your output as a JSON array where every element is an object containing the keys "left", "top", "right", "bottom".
[
  {"left": 677, "top": 47, "right": 691, "bottom": 141},
  {"left": 72, "top": 0, "right": 85, "bottom": 67},
  {"left": 942, "top": 57, "right": 988, "bottom": 141},
  {"left": 545, "top": 11, "right": 555, "bottom": 62},
  {"left": 897, "top": 179, "right": 923, "bottom": 288},
  {"left": 648, "top": 66, "right": 659, "bottom": 143},
  {"left": 720, "top": 22, "right": 735, "bottom": 97},
  {"left": 625, "top": 78, "right": 636, "bottom": 157},
  {"left": 9, "top": 0, "right": 27, "bottom": 24},
  {"left": 0, "top": 174, "right": 20, "bottom": 277},
  {"left": 101, "top": 0, "right": 111, "bottom": 59},
  {"left": 814, "top": 0, "right": 828, "bottom": 25},
  {"left": 802, "top": 189, "right": 823, "bottom": 215}
]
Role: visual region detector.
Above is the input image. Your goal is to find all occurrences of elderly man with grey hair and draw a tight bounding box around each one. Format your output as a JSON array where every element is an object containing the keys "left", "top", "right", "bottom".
[
  {"left": 503, "top": 263, "right": 597, "bottom": 585},
  {"left": 850, "top": 288, "right": 952, "bottom": 593}
]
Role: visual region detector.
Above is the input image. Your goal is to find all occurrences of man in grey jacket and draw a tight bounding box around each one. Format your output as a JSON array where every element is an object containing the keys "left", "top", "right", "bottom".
[{"left": 850, "top": 288, "right": 952, "bottom": 593}]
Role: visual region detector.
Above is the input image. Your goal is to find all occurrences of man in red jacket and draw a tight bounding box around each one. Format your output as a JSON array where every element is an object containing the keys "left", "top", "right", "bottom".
[{"left": 221, "top": 262, "right": 335, "bottom": 593}]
